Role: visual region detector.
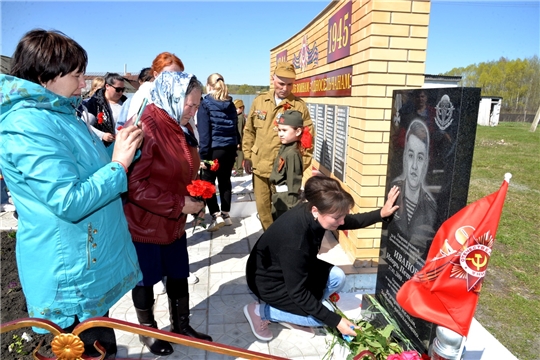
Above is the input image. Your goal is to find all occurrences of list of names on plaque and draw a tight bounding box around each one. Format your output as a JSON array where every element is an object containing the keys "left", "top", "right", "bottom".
[
  {"left": 334, "top": 106, "right": 349, "bottom": 182},
  {"left": 323, "top": 105, "right": 335, "bottom": 172},
  {"left": 315, "top": 104, "right": 325, "bottom": 165},
  {"left": 307, "top": 103, "right": 350, "bottom": 181}
]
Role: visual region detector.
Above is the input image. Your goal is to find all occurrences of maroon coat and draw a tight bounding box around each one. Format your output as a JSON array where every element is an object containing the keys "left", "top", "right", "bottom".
[{"left": 124, "top": 104, "right": 199, "bottom": 244}]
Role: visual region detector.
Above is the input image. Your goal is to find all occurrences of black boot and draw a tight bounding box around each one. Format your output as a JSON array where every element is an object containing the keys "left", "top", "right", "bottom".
[
  {"left": 169, "top": 296, "right": 213, "bottom": 342},
  {"left": 135, "top": 306, "right": 174, "bottom": 356}
]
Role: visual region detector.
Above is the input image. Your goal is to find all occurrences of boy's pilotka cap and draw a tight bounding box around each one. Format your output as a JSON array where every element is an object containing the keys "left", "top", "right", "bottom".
[
  {"left": 278, "top": 110, "right": 303, "bottom": 127},
  {"left": 233, "top": 99, "right": 244, "bottom": 108},
  {"left": 274, "top": 62, "right": 296, "bottom": 79}
]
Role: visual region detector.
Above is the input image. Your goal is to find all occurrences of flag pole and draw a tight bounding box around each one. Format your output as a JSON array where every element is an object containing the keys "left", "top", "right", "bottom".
[
  {"left": 430, "top": 325, "right": 466, "bottom": 360},
  {"left": 431, "top": 172, "right": 512, "bottom": 360}
]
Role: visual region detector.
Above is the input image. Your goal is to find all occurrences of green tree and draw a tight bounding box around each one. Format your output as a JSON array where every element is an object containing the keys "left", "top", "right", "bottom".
[
  {"left": 227, "top": 84, "right": 269, "bottom": 95},
  {"left": 443, "top": 56, "right": 540, "bottom": 117}
]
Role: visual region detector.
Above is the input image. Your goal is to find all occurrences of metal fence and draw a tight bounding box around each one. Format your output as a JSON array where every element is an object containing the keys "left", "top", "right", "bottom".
[
  {"left": 499, "top": 113, "right": 535, "bottom": 123},
  {"left": 229, "top": 94, "right": 258, "bottom": 115}
]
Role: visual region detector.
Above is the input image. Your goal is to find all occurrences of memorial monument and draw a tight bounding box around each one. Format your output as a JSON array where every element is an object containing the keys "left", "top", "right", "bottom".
[
  {"left": 367, "top": 87, "right": 482, "bottom": 352},
  {"left": 271, "top": 0, "right": 433, "bottom": 267}
]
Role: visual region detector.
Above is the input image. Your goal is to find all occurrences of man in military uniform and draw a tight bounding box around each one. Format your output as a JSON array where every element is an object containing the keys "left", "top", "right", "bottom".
[{"left": 242, "top": 62, "right": 313, "bottom": 230}]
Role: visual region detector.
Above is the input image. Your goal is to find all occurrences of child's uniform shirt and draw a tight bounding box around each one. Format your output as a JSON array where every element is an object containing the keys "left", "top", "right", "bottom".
[{"left": 269, "top": 142, "right": 303, "bottom": 219}]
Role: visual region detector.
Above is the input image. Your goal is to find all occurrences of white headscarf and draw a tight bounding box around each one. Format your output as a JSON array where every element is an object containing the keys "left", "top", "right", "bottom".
[{"left": 151, "top": 71, "right": 193, "bottom": 124}]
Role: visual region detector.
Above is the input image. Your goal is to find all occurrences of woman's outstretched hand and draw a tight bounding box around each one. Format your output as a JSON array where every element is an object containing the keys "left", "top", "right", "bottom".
[
  {"left": 112, "top": 125, "right": 144, "bottom": 168},
  {"left": 381, "top": 185, "right": 400, "bottom": 218},
  {"left": 337, "top": 317, "right": 358, "bottom": 336}
]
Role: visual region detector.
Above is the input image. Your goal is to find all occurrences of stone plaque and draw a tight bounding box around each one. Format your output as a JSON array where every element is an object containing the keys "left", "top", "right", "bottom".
[
  {"left": 314, "top": 104, "right": 325, "bottom": 165},
  {"left": 334, "top": 105, "right": 349, "bottom": 182},
  {"left": 308, "top": 103, "right": 316, "bottom": 130},
  {"left": 323, "top": 105, "right": 335, "bottom": 172},
  {"left": 366, "top": 87, "right": 481, "bottom": 353}
]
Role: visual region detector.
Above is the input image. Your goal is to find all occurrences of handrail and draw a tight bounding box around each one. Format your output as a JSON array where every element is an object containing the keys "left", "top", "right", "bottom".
[{"left": 1, "top": 317, "right": 289, "bottom": 360}]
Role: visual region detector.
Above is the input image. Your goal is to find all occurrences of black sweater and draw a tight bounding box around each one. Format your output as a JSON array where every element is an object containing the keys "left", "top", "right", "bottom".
[{"left": 246, "top": 202, "right": 382, "bottom": 328}]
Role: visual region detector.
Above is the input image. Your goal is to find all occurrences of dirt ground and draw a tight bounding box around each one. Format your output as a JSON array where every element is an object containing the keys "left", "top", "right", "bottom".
[{"left": 1, "top": 231, "right": 55, "bottom": 359}]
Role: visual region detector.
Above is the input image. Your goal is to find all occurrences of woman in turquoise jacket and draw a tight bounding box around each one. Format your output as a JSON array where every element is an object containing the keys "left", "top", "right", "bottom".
[{"left": 0, "top": 29, "right": 143, "bottom": 358}]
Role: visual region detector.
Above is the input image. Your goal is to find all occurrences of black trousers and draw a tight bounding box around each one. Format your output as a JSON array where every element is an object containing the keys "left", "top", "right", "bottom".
[
  {"left": 200, "top": 146, "right": 237, "bottom": 214},
  {"left": 63, "top": 311, "right": 116, "bottom": 358},
  {"left": 132, "top": 277, "right": 189, "bottom": 309}
]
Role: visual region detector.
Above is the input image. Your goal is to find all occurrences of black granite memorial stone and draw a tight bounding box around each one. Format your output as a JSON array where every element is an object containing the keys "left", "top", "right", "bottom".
[{"left": 364, "top": 87, "right": 481, "bottom": 353}]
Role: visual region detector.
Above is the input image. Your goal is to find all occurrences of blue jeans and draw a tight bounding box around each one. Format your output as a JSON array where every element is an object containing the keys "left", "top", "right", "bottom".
[
  {"left": 261, "top": 266, "right": 345, "bottom": 327},
  {"left": 1, "top": 171, "right": 9, "bottom": 205}
]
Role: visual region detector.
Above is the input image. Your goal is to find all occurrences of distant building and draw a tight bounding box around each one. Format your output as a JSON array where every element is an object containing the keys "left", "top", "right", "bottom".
[
  {"left": 423, "top": 74, "right": 462, "bottom": 88},
  {"left": 478, "top": 96, "right": 503, "bottom": 126},
  {"left": 1, "top": 55, "right": 12, "bottom": 74},
  {"left": 0, "top": 55, "right": 140, "bottom": 95},
  {"left": 83, "top": 72, "right": 140, "bottom": 96}
]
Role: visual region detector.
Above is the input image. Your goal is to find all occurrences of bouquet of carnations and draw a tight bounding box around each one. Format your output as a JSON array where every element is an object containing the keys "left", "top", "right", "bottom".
[{"left": 186, "top": 180, "right": 216, "bottom": 233}]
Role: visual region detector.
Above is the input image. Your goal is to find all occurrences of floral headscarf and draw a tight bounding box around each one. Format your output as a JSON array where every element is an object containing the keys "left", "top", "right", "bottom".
[{"left": 151, "top": 71, "right": 193, "bottom": 124}]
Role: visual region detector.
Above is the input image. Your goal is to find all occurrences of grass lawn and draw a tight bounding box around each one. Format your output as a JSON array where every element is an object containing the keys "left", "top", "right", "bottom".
[{"left": 468, "top": 122, "right": 540, "bottom": 360}]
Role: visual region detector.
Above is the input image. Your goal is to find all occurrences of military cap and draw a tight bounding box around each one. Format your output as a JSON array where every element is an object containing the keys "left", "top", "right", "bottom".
[
  {"left": 278, "top": 110, "right": 303, "bottom": 127},
  {"left": 274, "top": 62, "right": 296, "bottom": 79},
  {"left": 234, "top": 99, "right": 244, "bottom": 108}
]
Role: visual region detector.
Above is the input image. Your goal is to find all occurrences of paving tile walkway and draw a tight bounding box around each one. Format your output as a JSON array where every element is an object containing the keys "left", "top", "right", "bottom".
[
  {"left": 110, "top": 175, "right": 336, "bottom": 359},
  {"left": 1, "top": 174, "right": 518, "bottom": 359}
]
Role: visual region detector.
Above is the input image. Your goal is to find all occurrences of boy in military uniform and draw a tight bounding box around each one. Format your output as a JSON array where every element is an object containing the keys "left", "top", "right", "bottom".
[
  {"left": 242, "top": 62, "right": 314, "bottom": 230},
  {"left": 269, "top": 110, "right": 312, "bottom": 220}
]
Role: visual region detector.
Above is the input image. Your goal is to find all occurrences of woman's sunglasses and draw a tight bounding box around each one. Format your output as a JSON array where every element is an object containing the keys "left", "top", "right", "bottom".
[{"left": 108, "top": 84, "right": 126, "bottom": 93}]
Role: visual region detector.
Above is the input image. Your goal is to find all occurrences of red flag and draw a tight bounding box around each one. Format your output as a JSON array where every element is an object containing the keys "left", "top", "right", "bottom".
[{"left": 396, "top": 173, "right": 511, "bottom": 337}]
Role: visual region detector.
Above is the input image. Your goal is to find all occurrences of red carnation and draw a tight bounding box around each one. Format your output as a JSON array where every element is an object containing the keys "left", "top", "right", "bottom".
[
  {"left": 97, "top": 112, "right": 104, "bottom": 124},
  {"left": 187, "top": 180, "right": 217, "bottom": 233},
  {"left": 282, "top": 103, "right": 291, "bottom": 111},
  {"left": 329, "top": 292, "right": 340, "bottom": 303},
  {"left": 187, "top": 180, "right": 216, "bottom": 200},
  {"left": 203, "top": 159, "right": 220, "bottom": 172},
  {"left": 300, "top": 127, "right": 312, "bottom": 150}
]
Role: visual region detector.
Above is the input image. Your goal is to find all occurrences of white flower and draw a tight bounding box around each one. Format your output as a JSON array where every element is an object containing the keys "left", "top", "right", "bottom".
[
  {"left": 8, "top": 344, "right": 14, "bottom": 352},
  {"left": 21, "top": 332, "right": 33, "bottom": 342}
]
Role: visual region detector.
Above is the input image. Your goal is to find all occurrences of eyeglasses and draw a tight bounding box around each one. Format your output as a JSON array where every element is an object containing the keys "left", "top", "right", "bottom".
[{"left": 107, "top": 84, "right": 126, "bottom": 93}]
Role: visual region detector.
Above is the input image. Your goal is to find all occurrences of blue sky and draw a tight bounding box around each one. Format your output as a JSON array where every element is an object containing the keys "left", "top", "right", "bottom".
[{"left": 1, "top": 0, "right": 538, "bottom": 85}]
